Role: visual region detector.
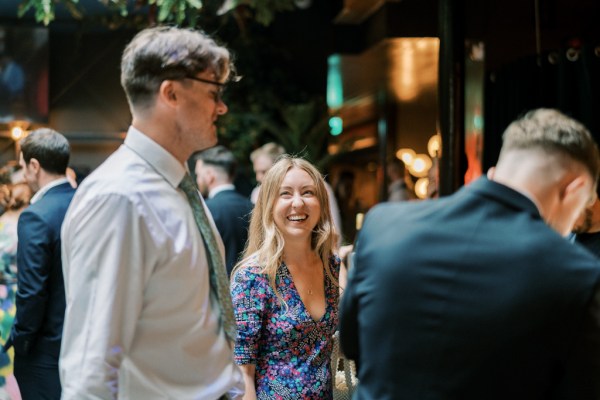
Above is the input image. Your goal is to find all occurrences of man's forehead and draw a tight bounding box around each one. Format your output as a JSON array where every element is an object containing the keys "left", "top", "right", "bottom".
[{"left": 253, "top": 155, "right": 273, "bottom": 169}]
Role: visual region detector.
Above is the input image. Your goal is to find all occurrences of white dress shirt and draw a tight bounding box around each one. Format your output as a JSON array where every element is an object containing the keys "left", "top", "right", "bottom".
[{"left": 60, "top": 127, "right": 243, "bottom": 400}]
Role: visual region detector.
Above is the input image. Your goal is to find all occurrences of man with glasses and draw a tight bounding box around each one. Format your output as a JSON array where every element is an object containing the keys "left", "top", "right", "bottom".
[{"left": 60, "top": 27, "right": 244, "bottom": 399}]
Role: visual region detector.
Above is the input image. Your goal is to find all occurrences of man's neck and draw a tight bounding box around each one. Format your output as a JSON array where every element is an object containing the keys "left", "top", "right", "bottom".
[{"left": 38, "top": 172, "right": 66, "bottom": 189}]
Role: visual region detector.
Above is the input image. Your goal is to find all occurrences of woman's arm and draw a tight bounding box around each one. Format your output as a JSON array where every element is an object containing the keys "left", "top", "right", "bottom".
[
  {"left": 239, "top": 364, "right": 257, "bottom": 400},
  {"left": 338, "top": 244, "right": 353, "bottom": 294},
  {"left": 231, "top": 265, "right": 266, "bottom": 400}
]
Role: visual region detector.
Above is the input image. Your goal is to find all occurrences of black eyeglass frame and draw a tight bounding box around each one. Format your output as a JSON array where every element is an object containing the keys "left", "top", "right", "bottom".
[{"left": 184, "top": 75, "right": 226, "bottom": 87}]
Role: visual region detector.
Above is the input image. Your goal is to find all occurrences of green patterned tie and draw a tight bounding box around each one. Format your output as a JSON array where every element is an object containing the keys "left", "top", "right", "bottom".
[{"left": 179, "top": 173, "right": 237, "bottom": 343}]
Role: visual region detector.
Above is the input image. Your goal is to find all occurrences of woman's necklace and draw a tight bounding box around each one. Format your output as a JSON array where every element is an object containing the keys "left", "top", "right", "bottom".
[{"left": 285, "top": 255, "right": 322, "bottom": 296}]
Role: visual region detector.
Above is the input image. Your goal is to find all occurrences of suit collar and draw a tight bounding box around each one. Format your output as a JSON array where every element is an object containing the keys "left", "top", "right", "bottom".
[
  {"left": 30, "top": 177, "right": 70, "bottom": 204},
  {"left": 465, "top": 177, "right": 541, "bottom": 219},
  {"left": 208, "top": 184, "right": 235, "bottom": 199}
]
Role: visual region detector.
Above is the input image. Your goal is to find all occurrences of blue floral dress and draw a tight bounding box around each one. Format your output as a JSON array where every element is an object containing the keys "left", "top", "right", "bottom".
[
  {"left": 231, "top": 255, "right": 340, "bottom": 399},
  {"left": 0, "top": 218, "right": 19, "bottom": 397}
]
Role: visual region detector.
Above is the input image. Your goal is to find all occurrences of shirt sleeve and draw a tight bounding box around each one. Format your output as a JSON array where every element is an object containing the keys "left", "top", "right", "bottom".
[
  {"left": 231, "top": 266, "right": 268, "bottom": 365},
  {"left": 60, "top": 193, "right": 157, "bottom": 400},
  {"left": 12, "top": 209, "right": 52, "bottom": 355}
]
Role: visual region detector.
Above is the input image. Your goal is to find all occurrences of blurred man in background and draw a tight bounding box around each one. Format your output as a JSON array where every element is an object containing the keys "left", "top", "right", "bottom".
[
  {"left": 194, "top": 145, "right": 253, "bottom": 276},
  {"left": 341, "top": 109, "right": 600, "bottom": 399}
]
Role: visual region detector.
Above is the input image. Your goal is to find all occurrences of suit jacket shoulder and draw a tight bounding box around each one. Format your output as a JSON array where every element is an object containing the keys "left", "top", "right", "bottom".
[{"left": 26, "top": 182, "right": 76, "bottom": 220}]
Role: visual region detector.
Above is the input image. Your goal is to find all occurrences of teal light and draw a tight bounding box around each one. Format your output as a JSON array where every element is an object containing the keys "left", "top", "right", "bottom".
[
  {"left": 327, "top": 54, "right": 343, "bottom": 109},
  {"left": 329, "top": 116, "right": 343, "bottom": 136},
  {"left": 474, "top": 115, "right": 483, "bottom": 130}
]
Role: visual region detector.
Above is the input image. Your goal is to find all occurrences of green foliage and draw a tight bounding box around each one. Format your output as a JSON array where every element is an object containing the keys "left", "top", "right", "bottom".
[
  {"left": 17, "top": 0, "right": 80, "bottom": 25},
  {"left": 17, "top": 0, "right": 298, "bottom": 26},
  {"left": 218, "top": 93, "right": 333, "bottom": 170},
  {"left": 218, "top": 0, "right": 296, "bottom": 26},
  {"left": 16, "top": 0, "right": 338, "bottom": 172}
]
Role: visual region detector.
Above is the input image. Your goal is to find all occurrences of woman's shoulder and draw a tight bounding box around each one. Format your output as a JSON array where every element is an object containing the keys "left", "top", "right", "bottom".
[
  {"left": 232, "top": 255, "right": 269, "bottom": 283},
  {"left": 329, "top": 253, "right": 341, "bottom": 276},
  {"left": 329, "top": 253, "right": 341, "bottom": 267}
]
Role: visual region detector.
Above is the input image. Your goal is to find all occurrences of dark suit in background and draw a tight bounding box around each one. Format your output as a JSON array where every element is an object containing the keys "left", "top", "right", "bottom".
[
  {"left": 13, "top": 182, "right": 75, "bottom": 399},
  {"left": 206, "top": 188, "right": 253, "bottom": 275},
  {"left": 340, "top": 109, "right": 600, "bottom": 400},
  {"left": 193, "top": 145, "right": 254, "bottom": 276},
  {"left": 7, "top": 128, "right": 75, "bottom": 400}
]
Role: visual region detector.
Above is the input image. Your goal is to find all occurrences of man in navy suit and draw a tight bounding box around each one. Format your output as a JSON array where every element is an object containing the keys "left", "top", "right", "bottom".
[
  {"left": 194, "top": 145, "right": 253, "bottom": 275},
  {"left": 340, "top": 109, "right": 600, "bottom": 399},
  {"left": 8, "top": 128, "right": 75, "bottom": 399}
]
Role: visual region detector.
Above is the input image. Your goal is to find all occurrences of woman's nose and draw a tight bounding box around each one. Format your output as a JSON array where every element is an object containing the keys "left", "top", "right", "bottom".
[{"left": 291, "top": 194, "right": 304, "bottom": 207}]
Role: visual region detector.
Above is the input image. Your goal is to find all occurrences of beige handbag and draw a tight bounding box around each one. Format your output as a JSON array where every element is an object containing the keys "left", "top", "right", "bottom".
[{"left": 331, "top": 331, "right": 358, "bottom": 400}]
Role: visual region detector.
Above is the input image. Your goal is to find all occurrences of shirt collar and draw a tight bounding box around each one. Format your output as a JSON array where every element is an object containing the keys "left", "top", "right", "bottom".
[
  {"left": 30, "top": 177, "right": 69, "bottom": 204},
  {"left": 124, "top": 126, "right": 186, "bottom": 188},
  {"left": 208, "top": 183, "right": 235, "bottom": 199}
]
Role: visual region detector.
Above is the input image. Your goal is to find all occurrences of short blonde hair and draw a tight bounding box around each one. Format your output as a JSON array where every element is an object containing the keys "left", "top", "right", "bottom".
[{"left": 250, "top": 142, "right": 286, "bottom": 164}]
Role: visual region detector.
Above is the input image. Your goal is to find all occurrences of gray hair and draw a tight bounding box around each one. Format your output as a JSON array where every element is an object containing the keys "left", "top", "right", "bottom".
[
  {"left": 120, "top": 26, "right": 234, "bottom": 110},
  {"left": 193, "top": 145, "right": 237, "bottom": 179}
]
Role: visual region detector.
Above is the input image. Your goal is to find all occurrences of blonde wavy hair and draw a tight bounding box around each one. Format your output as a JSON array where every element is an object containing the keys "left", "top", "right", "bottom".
[{"left": 233, "top": 155, "right": 339, "bottom": 303}]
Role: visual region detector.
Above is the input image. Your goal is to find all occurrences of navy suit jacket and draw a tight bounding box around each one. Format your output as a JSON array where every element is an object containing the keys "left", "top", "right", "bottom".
[
  {"left": 340, "top": 177, "right": 600, "bottom": 400},
  {"left": 205, "top": 189, "right": 253, "bottom": 276},
  {"left": 10, "top": 182, "right": 75, "bottom": 358}
]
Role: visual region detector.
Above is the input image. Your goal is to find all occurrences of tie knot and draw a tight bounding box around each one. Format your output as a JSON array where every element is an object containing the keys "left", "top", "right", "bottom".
[{"left": 179, "top": 173, "right": 197, "bottom": 193}]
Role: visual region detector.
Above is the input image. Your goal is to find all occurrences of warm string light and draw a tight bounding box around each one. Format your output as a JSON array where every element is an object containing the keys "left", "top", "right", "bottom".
[
  {"left": 427, "top": 134, "right": 441, "bottom": 158},
  {"left": 10, "top": 126, "right": 24, "bottom": 140},
  {"left": 8, "top": 120, "right": 30, "bottom": 141},
  {"left": 396, "top": 148, "right": 415, "bottom": 165},
  {"left": 414, "top": 178, "right": 430, "bottom": 199},
  {"left": 408, "top": 154, "right": 432, "bottom": 178},
  {"left": 395, "top": 134, "right": 441, "bottom": 199}
]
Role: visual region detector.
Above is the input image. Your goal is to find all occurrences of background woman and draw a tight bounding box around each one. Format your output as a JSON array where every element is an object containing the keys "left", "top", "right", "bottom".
[
  {"left": 231, "top": 156, "right": 341, "bottom": 399},
  {"left": 0, "top": 182, "right": 32, "bottom": 400}
]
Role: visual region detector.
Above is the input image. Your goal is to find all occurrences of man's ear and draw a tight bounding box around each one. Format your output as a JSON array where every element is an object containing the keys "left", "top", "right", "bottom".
[
  {"left": 559, "top": 173, "right": 588, "bottom": 202},
  {"left": 206, "top": 167, "right": 217, "bottom": 186},
  {"left": 28, "top": 158, "right": 41, "bottom": 174},
  {"left": 158, "top": 80, "right": 178, "bottom": 107}
]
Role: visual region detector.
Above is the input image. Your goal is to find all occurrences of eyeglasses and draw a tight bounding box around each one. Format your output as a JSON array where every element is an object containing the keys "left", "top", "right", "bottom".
[
  {"left": 184, "top": 75, "right": 225, "bottom": 88},
  {"left": 184, "top": 75, "right": 225, "bottom": 102}
]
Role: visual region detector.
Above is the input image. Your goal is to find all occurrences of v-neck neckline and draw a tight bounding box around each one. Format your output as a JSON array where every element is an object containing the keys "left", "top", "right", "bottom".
[{"left": 281, "top": 261, "right": 329, "bottom": 323}]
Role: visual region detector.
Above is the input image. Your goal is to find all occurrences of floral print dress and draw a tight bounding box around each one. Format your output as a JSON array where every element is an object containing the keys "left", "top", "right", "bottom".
[{"left": 231, "top": 255, "right": 340, "bottom": 399}]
